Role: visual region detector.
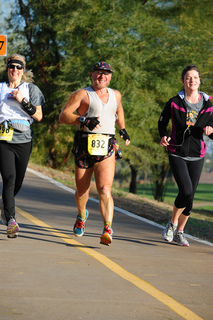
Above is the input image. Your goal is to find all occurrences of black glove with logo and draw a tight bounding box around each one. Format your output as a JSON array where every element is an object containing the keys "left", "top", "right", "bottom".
[
  {"left": 21, "top": 98, "right": 36, "bottom": 116},
  {"left": 119, "top": 129, "right": 130, "bottom": 141},
  {"left": 84, "top": 117, "right": 100, "bottom": 131}
]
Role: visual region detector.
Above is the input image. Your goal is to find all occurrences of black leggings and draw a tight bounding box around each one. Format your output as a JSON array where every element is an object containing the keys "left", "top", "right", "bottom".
[
  {"left": 169, "top": 155, "right": 204, "bottom": 216},
  {"left": 0, "top": 141, "right": 32, "bottom": 222}
]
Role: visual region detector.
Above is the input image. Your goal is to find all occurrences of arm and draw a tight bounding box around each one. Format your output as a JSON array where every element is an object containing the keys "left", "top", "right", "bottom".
[
  {"left": 158, "top": 100, "right": 172, "bottom": 146},
  {"left": 13, "top": 87, "right": 43, "bottom": 122},
  {"left": 114, "top": 90, "right": 130, "bottom": 146},
  {"left": 158, "top": 100, "right": 172, "bottom": 138},
  {"left": 59, "top": 89, "right": 101, "bottom": 130},
  {"left": 204, "top": 110, "right": 213, "bottom": 139},
  {"left": 204, "top": 126, "right": 213, "bottom": 139},
  {"left": 59, "top": 89, "right": 87, "bottom": 125},
  {"left": 31, "top": 105, "right": 42, "bottom": 122}
]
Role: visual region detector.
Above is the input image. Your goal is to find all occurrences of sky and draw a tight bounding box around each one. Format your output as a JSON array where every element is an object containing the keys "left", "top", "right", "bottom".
[{"left": 0, "top": 0, "right": 14, "bottom": 33}]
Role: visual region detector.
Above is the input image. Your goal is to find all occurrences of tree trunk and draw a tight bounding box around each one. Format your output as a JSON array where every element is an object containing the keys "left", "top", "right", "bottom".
[
  {"left": 129, "top": 165, "right": 137, "bottom": 194},
  {"left": 151, "top": 163, "right": 170, "bottom": 201}
]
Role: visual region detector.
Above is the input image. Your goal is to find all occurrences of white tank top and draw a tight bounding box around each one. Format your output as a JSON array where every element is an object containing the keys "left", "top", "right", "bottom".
[
  {"left": 0, "top": 82, "right": 33, "bottom": 124},
  {"left": 82, "top": 86, "right": 117, "bottom": 135}
]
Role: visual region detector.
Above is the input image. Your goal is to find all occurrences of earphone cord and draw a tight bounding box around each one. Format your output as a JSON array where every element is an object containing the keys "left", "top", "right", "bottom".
[{"left": 168, "top": 127, "right": 190, "bottom": 147}]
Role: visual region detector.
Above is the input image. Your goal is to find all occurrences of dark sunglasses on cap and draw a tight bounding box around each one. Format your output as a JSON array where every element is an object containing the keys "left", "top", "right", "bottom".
[
  {"left": 8, "top": 64, "right": 24, "bottom": 70},
  {"left": 96, "top": 71, "right": 110, "bottom": 75}
]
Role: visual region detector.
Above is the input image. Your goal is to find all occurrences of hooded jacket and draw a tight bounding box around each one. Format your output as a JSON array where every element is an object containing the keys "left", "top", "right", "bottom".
[{"left": 158, "top": 90, "right": 213, "bottom": 158}]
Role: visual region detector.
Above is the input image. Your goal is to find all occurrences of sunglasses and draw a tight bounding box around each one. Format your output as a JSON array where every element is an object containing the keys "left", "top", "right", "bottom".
[
  {"left": 8, "top": 64, "right": 24, "bottom": 70},
  {"left": 96, "top": 71, "right": 110, "bottom": 75}
]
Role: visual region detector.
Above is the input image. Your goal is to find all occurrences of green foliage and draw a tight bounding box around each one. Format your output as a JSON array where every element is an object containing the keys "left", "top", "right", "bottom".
[{"left": 1, "top": 0, "right": 213, "bottom": 200}]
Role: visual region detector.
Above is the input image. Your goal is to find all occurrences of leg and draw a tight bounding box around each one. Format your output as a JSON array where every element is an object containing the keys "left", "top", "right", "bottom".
[
  {"left": 94, "top": 153, "right": 115, "bottom": 226},
  {"left": 164, "top": 156, "right": 204, "bottom": 246},
  {"left": 0, "top": 142, "right": 31, "bottom": 222},
  {"left": 0, "top": 142, "right": 31, "bottom": 237},
  {"left": 174, "top": 158, "right": 204, "bottom": 246},
  {"left": 94, "top": 153, "right": 115, "bottom": 245},
  {"left": 0, "top": 142, "right": 16, "bottom": 221},
  {"left": 162, "top": 156, "right": 194, "bottom": 243},
  {"left": 73, "top": 164, "right": 93, "bottom": 237},
  {"left": 174, "top": 158, "right": 204, "bottom": 231},
  {"left": 13, "top": 142, "right": 32, "bottom": 196},
  {"left": 75, "top": 164, "right": 94, "bottom": 214},
  {"left": 181, "top": 157, "right": 204, "bottom": 216},
  {"left": 177, "top": 214, "right": 189, "bottom": 231},
  {"left": 171, "top": 205, "right": 185, "bottom": 226}
]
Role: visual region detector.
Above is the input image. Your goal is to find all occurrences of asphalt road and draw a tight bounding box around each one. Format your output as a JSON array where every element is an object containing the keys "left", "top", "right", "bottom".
[{"left": 0, "top": 168, "right": 212, "bottom": 320}]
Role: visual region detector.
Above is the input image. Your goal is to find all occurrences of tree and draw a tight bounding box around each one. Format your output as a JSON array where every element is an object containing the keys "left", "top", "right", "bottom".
[{"left": 2, "top": 0, "right": 213, "bottom": 201}]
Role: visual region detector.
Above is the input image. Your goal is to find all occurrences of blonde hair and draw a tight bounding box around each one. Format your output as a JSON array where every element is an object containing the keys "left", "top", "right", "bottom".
[{"left": 6, "top": 53, "right": 34, "bottom": 83}]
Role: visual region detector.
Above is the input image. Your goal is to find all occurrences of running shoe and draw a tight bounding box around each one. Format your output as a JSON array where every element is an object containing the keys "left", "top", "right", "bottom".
[
  {"left": 173, "top": 230, "right": 189, "bottom": 246},
  {"left": 7, "top": 233, "right": 19, "bottom": 238},
  {"left": 162, "top": 221, "right": 177, "bottom": 242},
  {"left": 0, "top": 199, "right": 7, "bottom": 226},
  {"left": 73, "top": 210, "right": 89, "bottom": 237},
  {"left": 100, "top": 226, "right": 113, "bottom": 246},
  {"left": 7, "top": 217, "right": 19, "bottom": 238}
]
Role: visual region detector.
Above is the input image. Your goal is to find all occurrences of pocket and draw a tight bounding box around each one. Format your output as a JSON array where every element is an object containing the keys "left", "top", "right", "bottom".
[{"left": 8, "top": 120, "right": 30, "bottom": 132}]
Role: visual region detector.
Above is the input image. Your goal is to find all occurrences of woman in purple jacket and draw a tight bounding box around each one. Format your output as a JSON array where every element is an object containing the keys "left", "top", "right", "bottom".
[{"left": 158, "top": 65, "right": 213, "bottom": 246}]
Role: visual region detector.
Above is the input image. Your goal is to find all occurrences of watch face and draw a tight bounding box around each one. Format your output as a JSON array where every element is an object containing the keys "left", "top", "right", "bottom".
[{"left": 80, "top": 116, "right": 85, "bottom": 123}]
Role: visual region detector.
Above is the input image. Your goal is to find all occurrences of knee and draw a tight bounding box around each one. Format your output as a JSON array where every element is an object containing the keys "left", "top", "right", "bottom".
[
  {"left": 98, "top": 185, "right": 111, "bottom": 198},
  {"left": 181, "top": 188, "right": 193, "bottom": 204},
  {"left": 75, "top": 189, "right": 89, "bottom": 199},
  {"left": 182, "top": 208, "right": 191, "bottom": 216}
]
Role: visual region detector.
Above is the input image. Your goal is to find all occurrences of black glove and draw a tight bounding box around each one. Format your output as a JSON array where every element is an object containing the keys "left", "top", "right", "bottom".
[
  {"left": 21, "top": 98, "right": 36, "bottom": 116},
  {"left": 119, "top": 129, "right": 130, "bottom": 141},
  {"left": 84, "top": 117, "right": 100, "bottom": 131}
]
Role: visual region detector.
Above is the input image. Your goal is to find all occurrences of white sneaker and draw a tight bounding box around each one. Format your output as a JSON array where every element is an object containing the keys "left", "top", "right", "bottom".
[
  {"left": 162, "top": 221, "right": 177, "bottom": 242},
  {"left": 173, "top": 231, "right": 189, "bottom": 246}
]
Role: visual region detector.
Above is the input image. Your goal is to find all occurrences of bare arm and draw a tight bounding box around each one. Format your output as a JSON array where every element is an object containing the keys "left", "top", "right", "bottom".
[
  {"left": 32, "top": 106, "right": 42, "bottom": 122},
  {"left": 59, "top": 89, "right": 88, "bottom": 125},
  {"left": 114, "top": 90, "right": 125, "bottom": 128},
  {"left": 114, "top": 90, "right": 130, "bottom": 146}
]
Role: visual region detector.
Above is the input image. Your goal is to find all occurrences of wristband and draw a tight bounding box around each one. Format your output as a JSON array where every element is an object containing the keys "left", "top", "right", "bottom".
[
  {"left": 21, "top": 98, "right": 36, "bottom": 116},
  {"left": 119, "top": 128, "right": 130, "bottom": 141}
]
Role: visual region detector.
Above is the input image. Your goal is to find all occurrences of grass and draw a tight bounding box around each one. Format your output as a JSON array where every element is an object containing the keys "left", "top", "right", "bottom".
[
  {"left": 120, "top": 182, "right": 213, "bottom": 242},
  {"left": 122, "top": 183, "right": 213, "bottom": 211}
]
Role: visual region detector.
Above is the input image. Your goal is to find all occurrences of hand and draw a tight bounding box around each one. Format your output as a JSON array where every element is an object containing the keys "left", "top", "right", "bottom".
[
  {"left": 119, "top": 129, "right": 130, "bottom": 146},
  {"left": 84, "top": 117, "right": 100, "bottom": 131},
  {"left": 160, "top": 136, "right": 171, "bottom": 146},
  {"left": 12, "top": 87, "right": 23, "bottom": 103},
  {"left": 204, "top": 126, "right": 213, "bottom": 136}
]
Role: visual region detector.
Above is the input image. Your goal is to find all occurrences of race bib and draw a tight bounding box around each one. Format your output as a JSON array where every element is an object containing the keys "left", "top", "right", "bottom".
[
  {"left": 88, "top": 134, "right": 109, "bottom": 156},
  {"left": 0, "top": 125, "right": 14, "bottom": 141}
]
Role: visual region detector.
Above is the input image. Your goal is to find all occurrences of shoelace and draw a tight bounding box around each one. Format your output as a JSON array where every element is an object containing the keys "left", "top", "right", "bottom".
[
  {"left": 75, "top": 220, "right": 86, "bottom": 229},
  {"left": 177, "top": 232, "right": 184, "bottom": 238},
  {"left": 104, "top": 226, "right": 112, "bottom": 234}
]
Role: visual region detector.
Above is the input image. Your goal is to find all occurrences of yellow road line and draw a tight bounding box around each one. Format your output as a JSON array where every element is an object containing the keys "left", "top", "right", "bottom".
[{"left": 17, "top": 207, "right": 203, "bottom": 320}]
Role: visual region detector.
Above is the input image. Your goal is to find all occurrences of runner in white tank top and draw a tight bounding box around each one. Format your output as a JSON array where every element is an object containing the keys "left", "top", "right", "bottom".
[{"left": 59, "top": 61, "right": 130, "bottom": 246}]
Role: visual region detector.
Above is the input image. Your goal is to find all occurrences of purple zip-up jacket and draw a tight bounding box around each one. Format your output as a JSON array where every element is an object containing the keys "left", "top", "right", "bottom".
[{"left": 158, "top": 90, "right": 213, "bottom": 158}]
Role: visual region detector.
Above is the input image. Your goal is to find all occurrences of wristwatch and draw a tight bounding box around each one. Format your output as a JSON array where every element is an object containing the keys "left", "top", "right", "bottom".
[{"left": 79, "top": 116, "right": 86, "bottom": 123}]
